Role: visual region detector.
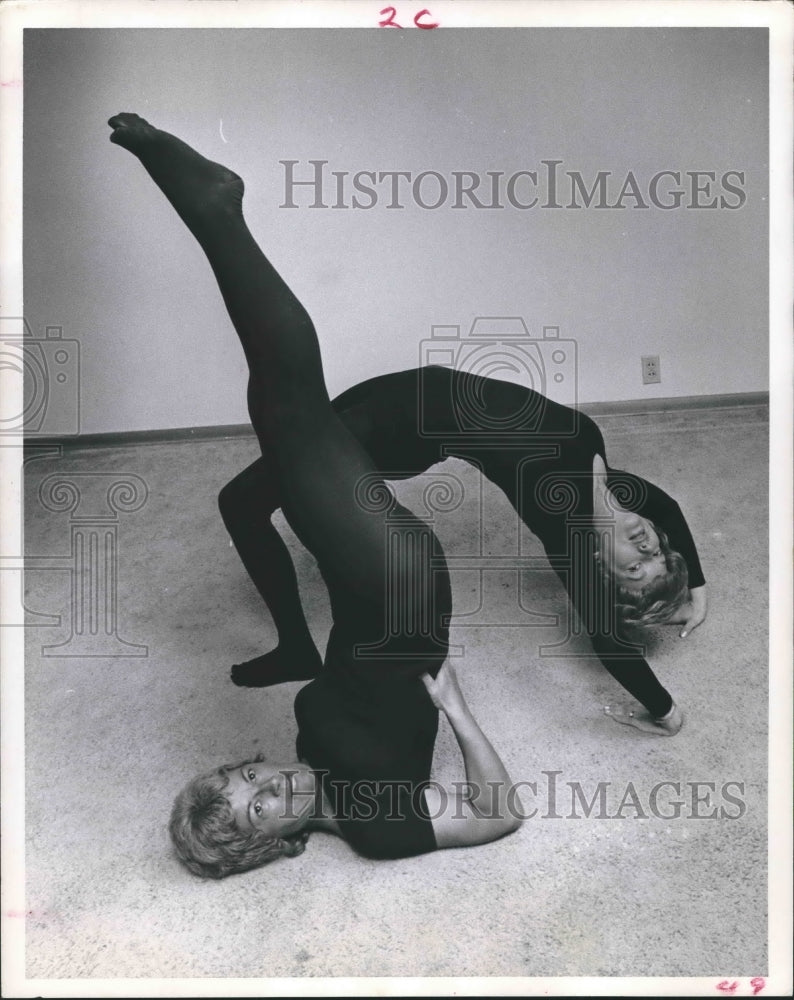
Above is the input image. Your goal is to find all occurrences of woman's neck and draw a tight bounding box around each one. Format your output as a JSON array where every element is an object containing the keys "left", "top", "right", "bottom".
[{"left": 303, "top": 766, "right": 342, "bottom": 835}]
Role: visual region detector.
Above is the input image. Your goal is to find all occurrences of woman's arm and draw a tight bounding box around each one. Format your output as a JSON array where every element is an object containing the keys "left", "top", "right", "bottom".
[
  {"left": 421, "top": 665, "right": 522, "bottom": 849},
  {"left": 543, "top": 547, "right": 678, "bottom": 722}
]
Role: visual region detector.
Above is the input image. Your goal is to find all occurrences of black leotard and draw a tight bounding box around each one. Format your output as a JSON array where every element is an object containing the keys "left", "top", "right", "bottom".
[
  {"left": 330, "top": 366, "right": 703, "bottom": 718},
  {"left": 283, "top": 367, "right": 704, "bottom": 857},
  {"left": 294, "top": 546, "right": 449, "bottom": 858}
]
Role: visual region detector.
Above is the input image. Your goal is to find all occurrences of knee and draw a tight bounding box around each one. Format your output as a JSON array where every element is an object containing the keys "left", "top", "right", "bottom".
[
  {"left": 218, "top": 461, "right": 278, "bottom": 528},
  {"left": 217, "top": 479, "right": 239, "bottom": 527},
  {"left": 218, "top": 472, "right": 252, "bottom": 528}
]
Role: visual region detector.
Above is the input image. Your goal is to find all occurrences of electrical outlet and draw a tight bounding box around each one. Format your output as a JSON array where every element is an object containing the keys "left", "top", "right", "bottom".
[{"left": 642, "top": 355, "right": 661, "bottom": 384}]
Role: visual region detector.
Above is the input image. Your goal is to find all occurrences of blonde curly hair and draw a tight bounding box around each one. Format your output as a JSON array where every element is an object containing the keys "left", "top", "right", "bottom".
[
  {"left": 168, "top": 752, "right": 309, "bottom": 879},
  {"left": 605, "top": 526, "right": 690, "bottom": 628}
]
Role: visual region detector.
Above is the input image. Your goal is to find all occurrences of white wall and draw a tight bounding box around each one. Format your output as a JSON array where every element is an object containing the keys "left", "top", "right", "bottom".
[{"left": 23, "top": 28, "right": 768, "bottom": 435}]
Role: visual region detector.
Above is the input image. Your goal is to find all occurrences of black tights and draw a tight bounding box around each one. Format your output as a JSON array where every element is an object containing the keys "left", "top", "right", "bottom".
[
  {"left": 199, "top": 211, "right": 396, "bottom": 598},
  {"left": 109, "top": 115, "right": 447, "bottom": 681},
  {"left": 110, "top": 116, "right": 670, "bottom": 716},
  {"left": 218, "top": 461, "right": 323, "bottom": 683}
]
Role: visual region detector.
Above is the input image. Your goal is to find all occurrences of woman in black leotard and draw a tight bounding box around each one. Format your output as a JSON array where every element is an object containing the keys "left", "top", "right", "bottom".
[
  {"left": 220, "top": 366, "right": 707, "bottom": 728},
  {"left": 108, "top": 114, "right": 522, "bottom": 879}
]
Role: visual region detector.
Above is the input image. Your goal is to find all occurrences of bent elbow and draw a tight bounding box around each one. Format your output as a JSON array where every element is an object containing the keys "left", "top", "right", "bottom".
[{"left": 504, "top": 812, "right": 523, "bottom": 836}]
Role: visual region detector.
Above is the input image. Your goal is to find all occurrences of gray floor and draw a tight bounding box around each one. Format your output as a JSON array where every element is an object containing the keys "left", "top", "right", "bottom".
[{"left": 22, "top": 404, "right": 768, "bottom": 982}]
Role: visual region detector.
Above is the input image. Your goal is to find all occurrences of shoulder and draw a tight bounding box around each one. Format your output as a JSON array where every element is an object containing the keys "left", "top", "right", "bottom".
[{"left": 334, "top": 780, "right": 439, "bottom": 859}]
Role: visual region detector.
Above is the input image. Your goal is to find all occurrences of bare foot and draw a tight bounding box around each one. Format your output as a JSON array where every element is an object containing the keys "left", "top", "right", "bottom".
[
  {"left": 604, "top": 702, "right": 683, "bottom": 736},
  {"left": 231, "top": 644, "right": 322, "bottom": 688},
  {"left": 107, "top": 112, "right": 244, "bottom": 234}
]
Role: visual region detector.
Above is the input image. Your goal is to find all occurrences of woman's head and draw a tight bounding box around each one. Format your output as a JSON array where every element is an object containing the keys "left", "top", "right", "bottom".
[
  {"left": 168, "top": 752, "right": 312, "bottom": 879},
  {"left": 597, "top": 516, "right": 689, "bottom": 628}
]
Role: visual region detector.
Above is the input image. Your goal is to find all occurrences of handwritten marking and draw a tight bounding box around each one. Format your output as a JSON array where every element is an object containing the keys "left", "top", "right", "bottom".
[
  {"left": 414, "top": 8, "right": 439, "bottom": 29},
  {"left": 378, "top": 6, "right": 438, "bottom": 29},
  {"left": 714, "top": 982, "right": 766, "bottom": 996},
  {"left": 1, "top": 79, "right": 22, "bottom": 88},
  {"left": 379, "top": 6, "right": 401, "bottom": 28}
]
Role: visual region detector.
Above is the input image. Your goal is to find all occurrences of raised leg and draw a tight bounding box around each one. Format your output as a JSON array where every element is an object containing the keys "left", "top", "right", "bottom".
[
  {"left": 108, "top": 113, "right": 392, "bottom": 597},
  {"left": 218, "top": 458, "right": 322, "bottom": 687},
  {"left": 108, "top": 113, "right": 453, "bottom": 691}
]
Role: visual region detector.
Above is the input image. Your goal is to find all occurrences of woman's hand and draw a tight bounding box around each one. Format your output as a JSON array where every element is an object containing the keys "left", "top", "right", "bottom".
[
  {"left": 678, "top": 585, "right": 708, "bottom": 638},
  {"left": 604, "top": 701, "right": 683, "bottom": 736},
  {"left": 662, "top": 585, "right": 708, "bottom": 637},
  {"left": 421, "top": 663, "right": 467, "bottom": 718}
]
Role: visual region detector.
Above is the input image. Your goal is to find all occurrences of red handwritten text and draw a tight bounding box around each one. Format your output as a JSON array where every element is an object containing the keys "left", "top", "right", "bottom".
[
  {"left": 715, "top": 981, "right": 766, "bottom": 996},
  {"left": 379, "top": 7, "right": 439, "bottom": 29}
]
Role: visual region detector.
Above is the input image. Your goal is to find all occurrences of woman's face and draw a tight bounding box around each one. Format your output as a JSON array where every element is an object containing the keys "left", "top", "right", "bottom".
[
  {"left": 223, "top": 759, "right": 317, "bottom": 838},
  {"left": 604, "top": 513, "right": 667, "bottom": 594}
]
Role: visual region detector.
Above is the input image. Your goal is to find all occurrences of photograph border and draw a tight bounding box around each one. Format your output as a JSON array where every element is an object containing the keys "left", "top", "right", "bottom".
[{"left": 1, "top": 2, "right": 791, "bottom": 997}]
